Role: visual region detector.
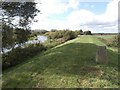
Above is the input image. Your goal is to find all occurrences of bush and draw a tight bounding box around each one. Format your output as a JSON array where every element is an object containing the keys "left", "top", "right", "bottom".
[
  {"left": 84, "top": 31, "right": 92, "bottom": 35},
  {"left": 2, "top": 44, "right": 46, "bottom": 70},
  {"left": 106, "top": 35, "right": 118, "bottom": 47},
  {"left": 75, "top": 30, "right": 84, "bottom": 36},
  {"left": 45, "top": 30, "right": 77, "bottom": 41},
  {"left": 44, "top": 40, "right": 63, "bottom": 49},
  {"left": 31, "top": 29, "right": 48, "bottom": 35},
  {"left": 118, "top": 34, "right": 120, "bottom": 48},
  {"left": 44, "top": 30, "right": 77, "bottom": 49},
  {"left": 63, "top": 30, "right": 77, "bottom": 41}
]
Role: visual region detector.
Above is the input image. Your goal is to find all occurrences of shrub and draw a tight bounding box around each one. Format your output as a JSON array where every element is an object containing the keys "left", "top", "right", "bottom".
[
  {"left": 63, "top": 30, "right": 77, "bottom": 41},
  {"left": 31, "top": 29, "right": 48, "bottom": 35},
  {"left": 45, "top": 30, "right": 77, "bottom": 41},
  {"left": 2, "top": 44, "right": 46, "bottom": 70},
  {"left": 106, "top": 35, "right": 118, "bottom": 47},
  {"left": 44, "top": 30, "right": 77, "bottom": 49},
  {"left": 84, "top": 31, "right": 92, "bottom": 35},
  {"left": 75, "top": 30, "right": 84, "bottom": 36},
  {"left": 118, "top": 34, "right": 120, "bottom": 48}
]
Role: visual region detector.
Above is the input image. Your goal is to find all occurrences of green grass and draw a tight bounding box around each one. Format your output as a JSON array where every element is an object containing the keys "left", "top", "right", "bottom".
[
  {"left": 93, "top": 35, "right": 116, "bottom": 40},
  {"left": 94, "top": 35, "right": 118, "bottom": 52},
  {"left": 2, "top": 35, "right": 119, "bottom": 88}
]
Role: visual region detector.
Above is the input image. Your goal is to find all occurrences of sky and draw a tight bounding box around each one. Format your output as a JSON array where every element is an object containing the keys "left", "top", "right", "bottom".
[{"left": 31, "top": 0, "right": 119, "bottom": 33}]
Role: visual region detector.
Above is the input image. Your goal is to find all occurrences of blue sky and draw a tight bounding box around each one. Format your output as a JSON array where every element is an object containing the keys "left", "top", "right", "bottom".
[
  {"left": 79, "top": 2, "right": 108, "bottom": 14},
  {"left": 31, "top": 0, "right": 119, "bottom": 33},
  {"left": 48, "top": 2, "right": 108, "bottom": 21}
]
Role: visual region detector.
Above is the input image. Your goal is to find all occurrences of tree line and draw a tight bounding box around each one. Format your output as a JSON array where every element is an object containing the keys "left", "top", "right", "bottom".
[{"left": 31, "top": 29, "right": 92, "bottom": 37}]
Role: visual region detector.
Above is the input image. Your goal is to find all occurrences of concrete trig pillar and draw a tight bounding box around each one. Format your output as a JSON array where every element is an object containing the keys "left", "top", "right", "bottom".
[{"left": 96, "top": 46, "right": 107, "bottom": 64}]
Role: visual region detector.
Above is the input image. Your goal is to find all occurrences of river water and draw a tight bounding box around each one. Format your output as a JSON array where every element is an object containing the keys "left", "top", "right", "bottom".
[{"left": 1, "top": 36, "right": 47, "bottom": 54}]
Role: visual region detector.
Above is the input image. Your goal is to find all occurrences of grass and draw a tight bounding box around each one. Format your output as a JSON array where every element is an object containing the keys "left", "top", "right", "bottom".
[
  {"left": 94, "top": 35, "right": 118, "bottom": 52},
  {"left": 93, "top": 35, "right": 116, "bottom": 40},
  {"left": 2, "top": 35, "right": 119, "bottom": 88}
]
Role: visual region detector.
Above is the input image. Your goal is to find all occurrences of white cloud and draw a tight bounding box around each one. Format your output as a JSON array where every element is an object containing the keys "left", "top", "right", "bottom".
[
  {"left": 96, "top": 0, "right": 118, "bottom": 24},
  {"left": 31, "top": 0, "right": 119, "bottom": 33},
  {"left": 36, "top": 0, "right": 80, "bottom": 15},
  {"left": 38, "top": 0, "right": 67, "bottom": 15},
  {"left": 67, "top": 0, "right": 119, "bottom": 33},
  {"left": 68, "top": 0, "right": 79, "bottom": 9},
  {"left": 32, "top": 0, "right": 80, "bottom": 30},
  {"left": 31, "top": 15, "right": 70, "bottom": 30},
  {"left": 68, "top": 9, "right": 95, "bottom": 26}
]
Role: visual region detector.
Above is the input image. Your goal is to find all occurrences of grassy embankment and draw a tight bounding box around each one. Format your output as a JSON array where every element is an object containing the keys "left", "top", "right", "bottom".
[{"left": 2, "top": 35, "right": 119, "bottom": 88}]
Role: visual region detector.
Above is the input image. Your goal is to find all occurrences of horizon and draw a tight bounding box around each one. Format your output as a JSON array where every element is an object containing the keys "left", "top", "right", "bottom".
[{"left": 30, "top": 0, "right": 119, "bottom": 33}]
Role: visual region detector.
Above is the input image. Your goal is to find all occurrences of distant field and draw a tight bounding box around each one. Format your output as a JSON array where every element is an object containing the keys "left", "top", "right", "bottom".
[
  {"left": 2, "top": 35, "right": 118, "bottom": 88},
  {"left": 93, "top": 35, "right": 116, "bottom": 40},
  {"left": 93, "top": 35, "right": 118, "bottom": 52}
]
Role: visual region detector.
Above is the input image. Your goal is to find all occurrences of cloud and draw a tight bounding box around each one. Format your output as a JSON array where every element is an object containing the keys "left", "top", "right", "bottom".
[
  {"left": 67, "top": 0, "right": 119, "bottom": 32},
  {"left": 31, "top": 16, "right": 70, "bottom": 30},
  {"left": 32, "top": 0, "right": 80, "bottom": 30},
  {"left": 96, "top": 0, "right": 118, "bottom": 24},
  {"left": 31, "top": 0, "right": 119, "bottom": 33},
  {"left": 68, "top": 0, "right": 79, "bottom": 9},
  {"left": 38, "top": 0, "right": 67, "bottom": 15},
  {"left": 36, "top": 0, "right": 80, "bottom": 15},
  {"left": 68, "top": 9, "right": 95, "bottom": 26}
]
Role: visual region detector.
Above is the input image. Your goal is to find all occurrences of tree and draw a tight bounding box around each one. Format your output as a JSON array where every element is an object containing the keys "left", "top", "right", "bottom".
[
  {"left": 51, "top": 29, "right": 57, "bottom": 32},
  {"left": 1, "top": 1, "right": 40, "bottom": 29},
  {"left": 2, "top": 24, "right": 15, "bottom": 49},
  {"left": 79, "top": 29, "right": 84, "bottom": 35},
  {"left": 14, "top": 28, "right": 30, "bottom": 45},
  {"left": 84, "top": 30, "right": 92, "bottom": 35},
  {"left": 2, "top": 24, "right": 30, "bottom": 52},
  {"left": 1, "top": 1, "right": 40, "bottom": 50},
  {"left": 75, "top": 29, "right": 84, "bottom": 35}
]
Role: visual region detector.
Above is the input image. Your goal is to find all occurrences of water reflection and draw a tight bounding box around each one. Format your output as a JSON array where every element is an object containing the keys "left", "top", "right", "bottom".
[
  {"left": 26, "top": 36, "right": 47, "bottom": 44},
  {"left": 1, "top": 36, "right": 47, "bottom": 54}
]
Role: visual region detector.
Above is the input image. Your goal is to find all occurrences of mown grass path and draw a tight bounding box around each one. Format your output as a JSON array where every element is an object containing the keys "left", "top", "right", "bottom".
[{"left": 2, "top": 35, "right": 118, "bottom": 88}]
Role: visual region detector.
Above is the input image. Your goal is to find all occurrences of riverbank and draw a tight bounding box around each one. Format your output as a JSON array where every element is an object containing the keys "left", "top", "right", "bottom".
[
  {"left": 2, "top": 35, "right": 118, "bottom": 88},
  {"left": 2, "top": 31, "right": 77, "bottom": 71},
  {"left": 1, "top": 35, "right": 48, "bottom": 54}
]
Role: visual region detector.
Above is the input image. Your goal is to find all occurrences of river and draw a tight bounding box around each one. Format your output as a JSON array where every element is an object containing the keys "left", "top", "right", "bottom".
[{"left": 1, "top": 35, "right": 48, "bottom": 54}]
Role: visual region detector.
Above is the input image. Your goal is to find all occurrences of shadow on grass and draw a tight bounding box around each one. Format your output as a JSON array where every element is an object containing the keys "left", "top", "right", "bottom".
[
  {"left": 2, "top": 43, "right": 118, "bottom": 88},
  {"left": 41, "top": 43, "right": 118, "bottom": 86},
  {"left": 46, "top": 42, "right": 118, "bottom": 70}
]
